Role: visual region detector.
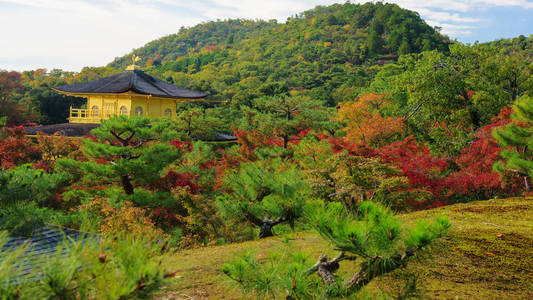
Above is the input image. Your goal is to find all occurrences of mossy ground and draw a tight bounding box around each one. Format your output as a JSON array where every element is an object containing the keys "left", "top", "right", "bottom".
[{"left": 158, "top": 197, "right": 533, "bottom": 299}]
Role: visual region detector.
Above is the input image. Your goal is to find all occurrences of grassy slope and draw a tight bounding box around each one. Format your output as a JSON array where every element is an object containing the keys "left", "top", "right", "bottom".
[{"left": 159, "top": 197, "right": 533, "bottom": 299}]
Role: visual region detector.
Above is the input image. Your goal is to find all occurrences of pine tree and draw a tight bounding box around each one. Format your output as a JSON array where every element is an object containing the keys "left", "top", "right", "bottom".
[
  {"left": 222, "top": 200, "right": 450, "bottom": 298},
  {"left": 57, "top": 116, "right": 181, "bottom": 195},
  {"left": 217, "top": 159, "right": 308, "bottom": 238},
  {"left": 367, "top": 20, "right": 384, "bottom": 55},
  {"left": 398, "top": 38, "right": 411, "bottom": 55},
  {"left": 493, "top": 95, "right": 533, "bottom": 190}
]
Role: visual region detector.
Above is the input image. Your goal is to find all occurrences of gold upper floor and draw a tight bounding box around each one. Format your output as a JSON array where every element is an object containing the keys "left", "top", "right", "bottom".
[{"left": 65, "top": 92, "right": 197, "bottom": 124}]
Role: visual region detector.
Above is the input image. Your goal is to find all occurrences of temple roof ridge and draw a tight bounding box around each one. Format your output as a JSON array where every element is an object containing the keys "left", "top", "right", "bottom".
[{"left": 53, "top": 69, "right": 207, "bottom": 99}]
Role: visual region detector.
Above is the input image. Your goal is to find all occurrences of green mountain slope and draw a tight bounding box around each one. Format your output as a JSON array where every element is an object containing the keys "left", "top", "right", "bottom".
[{"left": 109, "top": 2, "right": 450, "bottom": 106}]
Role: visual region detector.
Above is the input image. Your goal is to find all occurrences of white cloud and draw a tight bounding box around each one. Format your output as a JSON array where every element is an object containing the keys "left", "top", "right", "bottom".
[
  {"left": 0, "top": 0, "right": 202, "bottom": 71},
  {"left": 204, "top": 0, "right": 335, "bottom": 19},
  {"left": 416, "top": 8, "right": 482, "bottom": 23},
  {"left": 472, "top": 0, "right": 533, "bottom": 9},
  {"left": 363, "top": 0, "right": 532, "bottom": 38},
  {"left": 382, "top": 0, "right": 533, "bottom": 12},
  {"left": 425, "top": 21, "right": 476, "bottom": 36}
]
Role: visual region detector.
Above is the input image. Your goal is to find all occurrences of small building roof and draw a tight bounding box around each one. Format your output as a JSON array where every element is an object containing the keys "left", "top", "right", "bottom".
[
  {"left": 3, "top": 226, "right": 97, "bottom": 283},
  {"left": 25, "top": 123, "right": 99, "bottom": 136},
  {"left": 25, "top": 123, "right": 237, "bottom": 141},
  {"left": 53, "top": 69, "right": 207, "bottom": 99}
]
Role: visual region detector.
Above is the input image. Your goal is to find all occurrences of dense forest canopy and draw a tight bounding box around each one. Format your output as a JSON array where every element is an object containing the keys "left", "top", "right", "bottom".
[
  {"left": 110, "top": 2, "right": 448, "bottom": 67},
  {"left": 108, "top": 2, "right": 449, "bottom": 106}
]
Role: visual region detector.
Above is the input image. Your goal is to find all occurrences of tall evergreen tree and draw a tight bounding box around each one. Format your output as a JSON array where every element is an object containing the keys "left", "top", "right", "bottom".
[{"left": 493, "top": 95, "right": 533, "bottom": 190}]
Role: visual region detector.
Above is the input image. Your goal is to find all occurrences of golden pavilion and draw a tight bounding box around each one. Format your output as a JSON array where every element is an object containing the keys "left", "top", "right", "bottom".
[{"left": 53, "top": 56, "right": 207, "bottom": 124}]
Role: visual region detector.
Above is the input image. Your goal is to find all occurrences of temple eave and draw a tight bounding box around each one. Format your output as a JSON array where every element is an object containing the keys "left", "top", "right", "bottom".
[{"left": 54, "top": 89, "right": 205, "bottom": 101}]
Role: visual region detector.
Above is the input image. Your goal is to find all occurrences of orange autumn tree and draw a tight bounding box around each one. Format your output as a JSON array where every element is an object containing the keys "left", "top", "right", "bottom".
[
  {"left": 336, "top": 93, "right": 405, "bottom": 147},
  {"left": 35, "top": 132, "right": 85, "bottom": 171},
  {"left": 80, "top": 198, "right": 164, "bottom": 239}
]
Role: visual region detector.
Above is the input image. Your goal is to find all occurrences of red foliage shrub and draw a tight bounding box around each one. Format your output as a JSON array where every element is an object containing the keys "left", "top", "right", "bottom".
[
  {"left": 445, "top": 138, "right": 502, "bottom": 197},
  {"left": 265, "top": 137, "right": 283, "bottom": 147},
  {"left": 297, "top": 128, "right": 311, "bottom": 137},
  {"left": 378, "top": 136, "right": 449, "bottom": 199},
  {"left": 0, "top": 126, "right": 42, "bottom": 168},
  {"left": 213, "top": 149, "right": 240, "bottom": 191},
  {"left": 377, "top": 107, "right": 521, "bottom": 203},
  {"left": 169, "top": 140, "right": 192, "bottom": 152},
  {"left": 32, "top": 160, "right": 50, "bottom": 172},
  {"left": 93, "top": 158, "right": 108, "bottom": 164},
  {"left": 446, "top": 106, "right": 522, "bottom": 198},
  {"left": 234, "top": 127, "right": 311, "bottom": 153},
  {"left": 232, "top": 127, "right": 266, "bottom": 160},
  {"left": 162, "top": 170, "right": 200, "bottom": 194},
  {"left": 200, "top": 160, "right": 216, "bottom": 170},
  {"left": 85, "top": 134, "right": 98, "bottom": 142},
  {"left": 150, "top": 207, "right": 179, "bottom": 228},
  {"left": 327, "top": 136, "right": 377, "bottom": 157},
  {"left": 320, "top": 107, "right": 520, "bottom": 208},
  {"left": 34, "top": 131, "right": 85, "bottom": 170}
]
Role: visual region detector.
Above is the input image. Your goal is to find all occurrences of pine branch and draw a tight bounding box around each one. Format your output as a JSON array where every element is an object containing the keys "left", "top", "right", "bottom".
[
  {"left": 345, "top": 247, "right": 419, "bottom": 291},
  {"left": 306, "top": 252, "right": 357, "bottom": 285}
]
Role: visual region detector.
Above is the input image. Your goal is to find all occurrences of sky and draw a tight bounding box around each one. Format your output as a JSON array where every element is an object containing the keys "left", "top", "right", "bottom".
[{"left": 0, "top": 0, "right": 532, "bottom": 72}]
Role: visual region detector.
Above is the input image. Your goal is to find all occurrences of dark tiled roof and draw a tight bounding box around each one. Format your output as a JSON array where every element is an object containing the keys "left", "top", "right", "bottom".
[
  {"left": 2, "top": 226, "right": 97, "bottom": 283},
  {"left": 25, "top": 123, "right": 99, "bottom": 137},
  {"left": 206, "top": 132, "right": 237, "bottom": 142},
  {"left": 53, "top": 70, "right": 207, "bottom": 99}
]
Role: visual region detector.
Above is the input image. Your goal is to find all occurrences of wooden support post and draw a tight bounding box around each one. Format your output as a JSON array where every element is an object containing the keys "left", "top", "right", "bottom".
[
  {"left": 146, "top": 96, "right": 150, "bottom": 117},
  {"left": 174, "top": 100, "right": 177, "bottom": 120}
]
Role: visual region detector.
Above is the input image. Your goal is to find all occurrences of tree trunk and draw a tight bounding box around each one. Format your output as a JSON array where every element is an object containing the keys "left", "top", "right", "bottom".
[
  {"left": 259, "top": 223, "right": 274, "bottom": 238},
  {"left": 121, "top": 175, "right": 134, "bottom": 195},
  {"left": 345, "top": 260, "right": 371, "bottom": 290},
  {"left": 469, "top": 108, "right": 480, "bottom": 130},
  {"left": 314, "top": 254, "right": 340, "bottom": 284},
  {"left": 306, "top": 253, "right": 354, "bottom": 285},
  {"left": 307, "top": 249, "right": 419, "bottom": 292},
  {"left": 257, "top": 216, "right": 287, "bottom": 238}
]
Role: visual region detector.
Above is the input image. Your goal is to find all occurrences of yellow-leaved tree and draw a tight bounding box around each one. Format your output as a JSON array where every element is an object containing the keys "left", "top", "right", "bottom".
[{"left": 335, "top": 93, "right": 405, "bottom": 147}]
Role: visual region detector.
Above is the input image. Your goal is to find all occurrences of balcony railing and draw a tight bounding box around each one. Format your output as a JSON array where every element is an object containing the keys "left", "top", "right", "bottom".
[
  {"left": 69, "top": 108, "right": 129, "bottom": 123},
  {"left": 69, "top": 107, "right": 175, "bottom": 123}
]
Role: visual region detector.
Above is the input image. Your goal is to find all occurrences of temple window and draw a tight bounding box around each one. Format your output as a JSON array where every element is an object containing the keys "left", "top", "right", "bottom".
[
  {"left": 135, "top": 106, "right": 143, "bottom": 116},
  {"left": 164, "top": 108, "right": 172, "bottom": 117},
  {"left": 91, "top": 105, "right": 99, "bottom": 117},
  {"left": 120, "top": 106, "right": 128, "bottom": 116}
]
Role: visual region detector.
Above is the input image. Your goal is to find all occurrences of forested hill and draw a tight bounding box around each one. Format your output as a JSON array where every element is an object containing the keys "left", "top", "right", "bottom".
[{"left": 108, "top": 2, "right": 450, "bottom": 105}]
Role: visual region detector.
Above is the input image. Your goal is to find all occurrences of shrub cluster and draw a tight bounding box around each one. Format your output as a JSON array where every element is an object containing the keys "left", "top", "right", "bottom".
[{"left": 0, "top": 231, "right": 175, "bottom": 300}]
